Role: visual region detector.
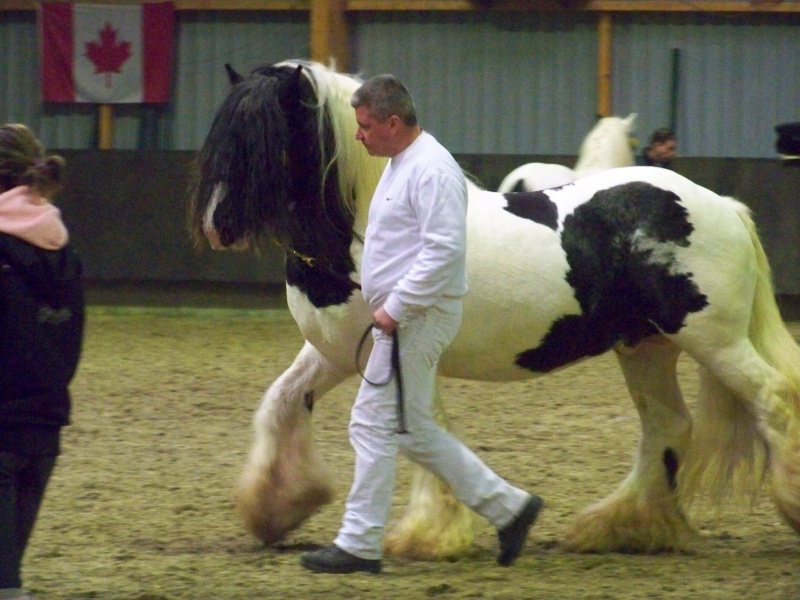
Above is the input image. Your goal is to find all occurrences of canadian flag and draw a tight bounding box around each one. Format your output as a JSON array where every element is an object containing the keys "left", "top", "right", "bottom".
[{"left": 40, "top": 2, "right": 174, "bottom": 103}]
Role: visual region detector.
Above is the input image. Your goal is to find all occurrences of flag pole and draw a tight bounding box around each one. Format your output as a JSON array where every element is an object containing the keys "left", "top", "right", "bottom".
[{"left": 98, "top": 103, "right": 113, "bottom": 149}]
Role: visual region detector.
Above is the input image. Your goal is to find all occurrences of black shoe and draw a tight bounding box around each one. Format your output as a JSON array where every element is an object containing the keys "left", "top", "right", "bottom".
[
  {"left": 497, "top": 494, "right": 543, "bottom": 566},
  {"left": 300, "top": 544, "right": 382, "bottom": 574}
]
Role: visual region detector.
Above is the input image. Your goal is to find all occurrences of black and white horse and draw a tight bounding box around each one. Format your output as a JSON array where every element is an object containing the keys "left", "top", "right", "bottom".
[{"left": 188, "top": 59, "right": 800, "bottom": 559}]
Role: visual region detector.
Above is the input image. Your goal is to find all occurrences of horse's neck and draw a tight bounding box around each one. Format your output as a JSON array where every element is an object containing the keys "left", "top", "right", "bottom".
[
  {"left": 336, "top": 122, "right": 385, "bottom": 238},
  {"left": 573, "top": 134, "right": 631, "bottom": 178},
  {"left": 352, "top": 156, "right": 387, "bottom": 238},
  {"left": 318, "top": 72, "right": 386, "bottom": 241},
  {"left": 573, "top": 163, "right": 601, "bottom": 178}
]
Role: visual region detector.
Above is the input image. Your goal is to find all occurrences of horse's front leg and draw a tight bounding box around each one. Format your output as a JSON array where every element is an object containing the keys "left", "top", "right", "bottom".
[
  {"left": 562, "top": 338, "right": 695, "bottom": 553},
  {"left": 236, "top": 340, "right": 348, "bottom": 544}
]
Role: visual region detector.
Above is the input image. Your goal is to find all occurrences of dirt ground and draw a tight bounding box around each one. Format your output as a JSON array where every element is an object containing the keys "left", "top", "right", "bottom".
[{"left": 20, "top": 308, "right": 800, "bottom": 599}]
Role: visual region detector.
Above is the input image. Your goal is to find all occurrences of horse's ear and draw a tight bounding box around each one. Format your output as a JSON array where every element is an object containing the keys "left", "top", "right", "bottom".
[
  {"left": 225, "top": 63, "right": 244, "bottom": 86},
  {"left": 624, "top": 113, "right": 638, "bottom": 129},
  {"left": 278, "top": 65, "right": 304, "bottom": 111}
]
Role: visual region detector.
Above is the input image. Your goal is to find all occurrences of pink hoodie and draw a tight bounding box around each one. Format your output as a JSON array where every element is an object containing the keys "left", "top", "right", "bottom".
[{"left": 0, "top": 185, "right": 68, "bottom": 250}]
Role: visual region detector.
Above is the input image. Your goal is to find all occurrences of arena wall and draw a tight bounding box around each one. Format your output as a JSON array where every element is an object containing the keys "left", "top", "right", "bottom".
[{"left": 57, "top": 151, "right": 800, "bottom": 307}]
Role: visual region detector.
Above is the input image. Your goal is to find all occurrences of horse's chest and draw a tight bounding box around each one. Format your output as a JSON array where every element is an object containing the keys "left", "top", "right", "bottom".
[{"left": 287, "top": 286, "right": 371, "bottom": 367}]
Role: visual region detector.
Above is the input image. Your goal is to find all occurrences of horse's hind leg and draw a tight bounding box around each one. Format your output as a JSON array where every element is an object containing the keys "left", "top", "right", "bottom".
[
  {"left": 384, "top": 380, "right": 478, "bottom": 560},
  {"left": 236, "top": 341, "right": 349, "bottom": 544},
  {"left": 562, "top": 337, "right": 695, "bottom": 553},
  {"left": 683, "top": 338, "right": 800, "bottom": 534},
  {"left": 678, "top": 364, "right": 767, "bottom": 510}
]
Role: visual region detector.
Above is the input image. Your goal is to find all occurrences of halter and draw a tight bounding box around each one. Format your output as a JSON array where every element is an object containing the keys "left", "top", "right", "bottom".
[
  {"left": 273, "top": 237, "right": 360, "bottom": 289},
  {"left": 274, "top": 238, "right": 318, "bottom": 267}
]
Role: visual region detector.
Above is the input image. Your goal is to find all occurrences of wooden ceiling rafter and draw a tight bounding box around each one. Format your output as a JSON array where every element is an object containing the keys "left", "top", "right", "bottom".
[{"left": 4, "top": 0, "right": 800, "bottom": 12}]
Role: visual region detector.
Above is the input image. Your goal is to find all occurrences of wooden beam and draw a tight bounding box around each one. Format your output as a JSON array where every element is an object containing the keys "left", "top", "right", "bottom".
[
  {"left": 597, "top": 12, "right": 613, "bottom": 117},
  {"left": 310, "top": 0, "right": 349, "bottom": 72},
  {"left": 581, "top": 0, "right": 800, "bottom": 11},
  {"left": 5, "top": 0, "right": 800, "bottom": 10},
  {"left": 345, "top": 0, "right": 800, "bottom": 10},
  {"left": 1, "top": 1, "right": 309, "bottom": 9},
  {"left": 347, "top": 0, "right": 575, "bottom": 8},
  {"left": 98, "top": 104, "right": 114, "bottom": 150},
  {"left": 175, "top": 0, "right": 308, "bottom": 8}
]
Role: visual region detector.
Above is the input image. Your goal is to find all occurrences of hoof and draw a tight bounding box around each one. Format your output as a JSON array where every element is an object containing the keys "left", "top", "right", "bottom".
[{"left": 235, "top": 469, "right": 333, "bottom": 544}]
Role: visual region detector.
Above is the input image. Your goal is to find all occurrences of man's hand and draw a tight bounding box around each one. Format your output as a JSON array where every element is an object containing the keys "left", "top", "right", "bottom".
[{"left": 373, "top": 306, "right": 398, "bottom": 335}]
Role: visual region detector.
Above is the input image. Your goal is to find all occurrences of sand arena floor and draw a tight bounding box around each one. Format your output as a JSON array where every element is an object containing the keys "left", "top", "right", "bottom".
[{"left": 20, "top": 305, "right": 800, "bottom": 600}]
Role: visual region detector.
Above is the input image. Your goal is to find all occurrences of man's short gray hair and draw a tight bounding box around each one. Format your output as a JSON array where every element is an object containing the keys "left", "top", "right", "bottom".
[{"left": 350, "top": 74, "right": 418, "bottom": 127}]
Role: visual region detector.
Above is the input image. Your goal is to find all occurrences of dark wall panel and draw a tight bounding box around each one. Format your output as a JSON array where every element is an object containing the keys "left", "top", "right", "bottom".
[
  {"left": 674, "top": 157, "right": 800, "bottom": 296},
  {"left": 53, "top": 151, "right": 800, "bottom": 295},
  {"left": 56, "top": 151, "right": 285, "bottom": 285}
]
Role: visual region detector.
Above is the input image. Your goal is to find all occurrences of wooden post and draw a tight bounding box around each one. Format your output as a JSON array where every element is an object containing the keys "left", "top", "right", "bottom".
[
  {"left": 309, "top": 0, "right": 348, "bottom": 72},
  {"left": 597, "top": 12, "right": 613, "bottom": 118},
  {"left": 98, "top": 104, "right": 113, "bottom": 149}
]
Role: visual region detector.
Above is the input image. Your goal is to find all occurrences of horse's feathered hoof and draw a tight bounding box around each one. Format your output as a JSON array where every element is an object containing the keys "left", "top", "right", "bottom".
[
  {"left": 561, "top": 494, "right": 694, "bottom": 554},
  {"left": 235, "top": 467, "right": 333, "bottom": 544},
  {"left": 384, "top": 470, "right": 479, "bottom": 561}
]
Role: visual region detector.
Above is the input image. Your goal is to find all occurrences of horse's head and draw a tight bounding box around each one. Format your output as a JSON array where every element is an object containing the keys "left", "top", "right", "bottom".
[
  {"left": 188, "top": 60, "right": 355, "bottom": 253},
  {"left": 588, "top": 113, "right": 637, "bottom": 152},
  {"left": 574, "top": 113, "right": 637, "bottom": 177}
]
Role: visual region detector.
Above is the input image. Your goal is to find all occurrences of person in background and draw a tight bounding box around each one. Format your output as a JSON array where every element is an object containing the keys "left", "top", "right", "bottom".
[
  {"left": 636, "top": 128, "right": 677, "bottom": 169},
  {"left": 300, "top": 75, "right": 543, "bottom": 575},
  {"left": 0, "top": 124, "right": 85, "bottom": 600}
]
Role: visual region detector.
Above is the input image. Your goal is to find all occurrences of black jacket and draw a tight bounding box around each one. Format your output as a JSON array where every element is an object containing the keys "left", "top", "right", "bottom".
[{"left": 0, "top": 232, "right": 84, "bottom": 436}]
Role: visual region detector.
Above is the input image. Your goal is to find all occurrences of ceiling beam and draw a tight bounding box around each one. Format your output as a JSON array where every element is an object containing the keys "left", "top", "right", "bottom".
[{"left": 4, "top": 0, "right": 800, "bottom": 12}]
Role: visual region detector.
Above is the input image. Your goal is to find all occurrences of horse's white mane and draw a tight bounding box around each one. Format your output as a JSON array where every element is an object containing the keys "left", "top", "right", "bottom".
[
  {"left": 573, "top": 113, "right": 636, "bottom": 178},
  {"left": 276, "top": 60, "right": 386, "bottom": 234}
]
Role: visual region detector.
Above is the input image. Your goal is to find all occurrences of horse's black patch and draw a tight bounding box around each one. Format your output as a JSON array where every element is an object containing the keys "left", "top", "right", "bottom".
[
  {"left": 663, "top": 447, "right": 679, "bottom": 491},
  {"left": 510, "top": 179, "right": 527, "bottom": 193},
  {"left": 304, "top": 391, "right": 315, "bottom": 413},
  {"left": 503, "top": 191, "right": 559, "bottom": 230},
  {"left": 516, "top": 181, "right": 708, "bottom": 372},
  {"left": 286, "top": 255, "right": 358, "bottom": 307}
]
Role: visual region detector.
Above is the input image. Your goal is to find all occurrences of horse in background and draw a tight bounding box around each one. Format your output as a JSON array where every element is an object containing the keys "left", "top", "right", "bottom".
[
  {"left": 188, "top": 59, "right": 800, "bottom": 560},
  {"left": 497, "top": 113, "right": 636, "bottom": 193}
]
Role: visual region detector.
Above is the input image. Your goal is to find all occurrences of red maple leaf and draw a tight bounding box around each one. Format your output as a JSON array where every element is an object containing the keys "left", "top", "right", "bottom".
[{"left": 85, "top": 22, "right": 132, "bottom": 88}]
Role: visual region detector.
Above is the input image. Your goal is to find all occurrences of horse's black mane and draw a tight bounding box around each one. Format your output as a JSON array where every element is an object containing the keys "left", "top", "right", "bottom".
[{"left": 188, "top": 62, "right": 360, "bottom": 306}]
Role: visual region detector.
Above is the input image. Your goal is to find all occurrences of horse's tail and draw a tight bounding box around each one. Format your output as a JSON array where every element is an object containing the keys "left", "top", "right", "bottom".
[
  {"left": 744, "top": 207, "right": 800, "bottom": 409},
  {"left": 741, "top": 206, "right": 800, "bottom": 531},
  {"left": 681, "top": 204, "right": 800, "bottom": 527}
]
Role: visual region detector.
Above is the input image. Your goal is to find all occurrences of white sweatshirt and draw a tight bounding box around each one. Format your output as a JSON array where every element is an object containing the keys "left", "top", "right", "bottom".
[{"left": 361, "top": 131, "right": 468, "bottom": 323}]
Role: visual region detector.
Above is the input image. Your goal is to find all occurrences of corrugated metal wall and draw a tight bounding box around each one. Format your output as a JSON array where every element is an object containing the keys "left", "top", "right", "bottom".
[
  {"left": 164, "top": 11, "right": 309, "bottom": 150},
  {"left": 613, "top": 13, "right": 800, "bottom": 158},
  {"left": 0, "top": 10, "right": 309, "bottom": 150},
  {"left": 1, "top": 11, "right": 98, "bottom": 148},
  {"left": 1, "top": 10, "right": 798, "bottom": 156},
  {"left": 351, "top": 12, "right": 598, "bottom": 155}
]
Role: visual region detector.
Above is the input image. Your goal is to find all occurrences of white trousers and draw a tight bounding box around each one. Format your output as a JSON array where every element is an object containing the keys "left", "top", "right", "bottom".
[{"left": 334, "top": 305, "right": 530, "bottom": 560}]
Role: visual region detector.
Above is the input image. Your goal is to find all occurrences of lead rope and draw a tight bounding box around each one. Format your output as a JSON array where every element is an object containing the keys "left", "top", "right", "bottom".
[{"left": 356, "top": 324, "right": 407, "bottom": 434}]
